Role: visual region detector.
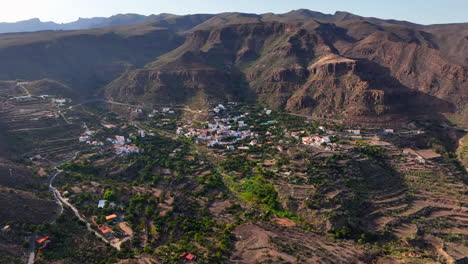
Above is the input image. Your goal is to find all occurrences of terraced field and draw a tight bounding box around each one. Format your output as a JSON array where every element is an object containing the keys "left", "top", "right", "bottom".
[
  {"left": 367, "top": 159, "right": 468, "bottom": 263},
  {"left": 262, "top": 134, "right": 468, "bottom": 263},
  {"left": 230, "top": 223, "right": 365, "bottom": 263},
  {"left": 0, "top": 82, "right": 83, "bottom": 165},
  {"left": 0, "top": 81, "right": 85, "bottom": 263}
]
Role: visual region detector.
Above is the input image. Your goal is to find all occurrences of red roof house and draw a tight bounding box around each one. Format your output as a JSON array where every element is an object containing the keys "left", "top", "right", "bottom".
[
  {"left": 186, "top": 254, "right": 197, "bottom": 260},
  {"left": 180, "top": 252, "right": 197, "bottom": 261},
  {"left": 105, "top": 214, "right": 118, "bottom": 220},
  {"left": 98, "top": 225, "right": 112, "bottom": 234},
  {"left": 36, "top": 236, "right": 49, "bottom": 244}
]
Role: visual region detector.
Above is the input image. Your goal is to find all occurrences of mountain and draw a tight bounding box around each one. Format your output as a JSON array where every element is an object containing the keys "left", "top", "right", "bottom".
[
  {"left": 0, "top": 9, "right": 466, "bottom": 125},
  {"left": 0, "top": 14, "right": 151, "bottom": 34},
  {"left": 0, "top": 9, "right": 426, "bottom": 35},
  {"left": 0, "top": 23, "right": 186, "bottom": 95},
  {"left": 105, "top": 13, "right": 467, "bottom": 124},
  {"left": 0, "top": 18, "right": 60, "bottom": 33}
]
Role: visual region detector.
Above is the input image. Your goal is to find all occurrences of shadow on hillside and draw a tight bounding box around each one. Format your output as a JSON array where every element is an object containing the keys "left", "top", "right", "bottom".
[{"left": 354, "top": 59, "right": 456, "bottom": 119}]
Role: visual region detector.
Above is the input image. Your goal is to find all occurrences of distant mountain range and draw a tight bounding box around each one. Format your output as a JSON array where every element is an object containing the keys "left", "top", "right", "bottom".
[
  {"left": 0, "top": 13, "right": 154, "bottom": 34},
  {"left": 0, "top": 10, "right": 433, "bottom": 34}
]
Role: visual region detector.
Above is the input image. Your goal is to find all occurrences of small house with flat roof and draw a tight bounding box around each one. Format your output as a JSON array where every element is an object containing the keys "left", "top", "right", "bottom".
[
  {"left": 105, "top": 214, "right": 118, "bottom": 221},
  {"left": 98, "top": 200, "right": 107, "bottom": 208}
]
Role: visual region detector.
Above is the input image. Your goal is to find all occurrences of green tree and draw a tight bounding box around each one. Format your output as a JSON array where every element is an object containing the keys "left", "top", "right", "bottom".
[{"left": 103, "top": 190, "right": 116, "bottom": 201}]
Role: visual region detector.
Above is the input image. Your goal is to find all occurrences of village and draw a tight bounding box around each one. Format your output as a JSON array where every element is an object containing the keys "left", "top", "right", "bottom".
[
  {"left": 172, "top": 103, "right": 442, "bottom": 168},
  {"left": 10, "top": 95, "right": 462, "bottom": 264}
]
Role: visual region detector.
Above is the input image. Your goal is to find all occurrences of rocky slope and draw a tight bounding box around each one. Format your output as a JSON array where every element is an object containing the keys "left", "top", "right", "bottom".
[
  {"left": 0, "top": 24, "right": 185, "bottom": 95},
  {"left": 105, "top": 17, "right": 467, "bottom": 123}
]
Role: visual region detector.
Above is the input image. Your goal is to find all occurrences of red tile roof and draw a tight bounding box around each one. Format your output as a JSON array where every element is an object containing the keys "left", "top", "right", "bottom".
[
  {"left": 36, "top": 236, "right": 49, "bottom": 244},
  {"left": 180, "top": 252, "right": 196, "bottom": 260},
  {"left": 98, "top": 225, "right": 112, "bottom": 234},
  {"left": 186, "top": 254, "right": 197, "bottom": 260}
]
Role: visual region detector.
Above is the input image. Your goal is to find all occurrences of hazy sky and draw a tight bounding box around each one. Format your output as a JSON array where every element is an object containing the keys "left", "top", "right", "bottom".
[{"left": 1, "top": 0, "right": 467, "bottom": 25}]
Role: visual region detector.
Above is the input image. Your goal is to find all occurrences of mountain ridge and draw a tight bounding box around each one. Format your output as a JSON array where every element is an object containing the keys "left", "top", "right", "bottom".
[
  {"left": 1, "top": 8, "right": 463, "bottom": 35},
  {"left": 0, "top": 13, "right": 153, "bottom": 34}
]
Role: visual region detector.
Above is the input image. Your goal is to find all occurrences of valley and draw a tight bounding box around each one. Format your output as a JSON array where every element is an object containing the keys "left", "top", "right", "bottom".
[
  {"left": 1, "top": 80, "right": 466, "bottom": 263},
  {"left": 0, "top": 8, "right": 466, "bottom": 264}
]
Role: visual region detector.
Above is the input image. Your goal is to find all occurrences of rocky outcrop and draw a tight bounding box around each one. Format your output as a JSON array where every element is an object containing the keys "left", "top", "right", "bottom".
[
  {"left": 336, "top": 29, "right": 467, "bottom": 113},
  {"left": 284, "top": 56, "right": 389, "bottom": 117}
]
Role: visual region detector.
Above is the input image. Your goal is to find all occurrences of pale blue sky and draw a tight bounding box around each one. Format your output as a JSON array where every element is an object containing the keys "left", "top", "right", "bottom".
[{"left": 1, "top": 0, "right": 467, "bottom": 25}]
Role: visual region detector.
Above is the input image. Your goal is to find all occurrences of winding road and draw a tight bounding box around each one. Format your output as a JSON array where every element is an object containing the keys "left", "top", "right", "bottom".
[
  {"left": 47, "top": 152, "right": 81, "bottom": 223},
  {"left": 47, "top": 152, "right": 115, "bottom": 245},
  {"left": 27, "top": 151, "right": 123, "bottom": 264}
]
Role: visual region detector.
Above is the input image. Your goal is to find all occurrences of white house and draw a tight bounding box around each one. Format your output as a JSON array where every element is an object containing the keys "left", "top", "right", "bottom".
[
  {"left": 115, "top": 136, "right": 126, "bottom": 145},
  {"left": 347, "top": 129, "right": 361, "bottom": 135}
]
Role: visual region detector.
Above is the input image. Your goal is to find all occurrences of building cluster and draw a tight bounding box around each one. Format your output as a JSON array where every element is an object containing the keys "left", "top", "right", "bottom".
[
  {"left": 213, "top": 104, "right": 226, "bottom": 113},
  {"left": 162, "top": 107, "right": 175, "bottom": 114},
  {"left": 290, "top": 131, "right": 306, "bottom": 140},
  {"left": 301, "top": 135, "right": 331, "bottom": 146},
  {"left": 346, "top": 129, "right": 361, "bottom": 135},
  {"left": 97, "top": 214, "right": 119, "bottom": 236},
  {"left": 107, "top": 135, "right": 142, "bottom": 155},
  {"left": 177, "top": 108, "right": 258, "bottom": 148},
  {"left": 79, "top": 126, "right": 142, "bottom": 155},
  {"left": 52, "top": 98, "right": 68, "bottom": 105},
  {"left": 319, "top": 126, "right": 336, "bottom": 135},
  {"left": 289, "top": 128, "right": 333, "bottom": 147},
  {"left": 12, "top": 95, "right": 33, "bottom": 101},
  {"left": 148, "top": 108, "right": 175, "bottom": 118},
  {"left": 79, "top": 129, "right": 104, "bottom": 146},
  {"left": 290, "top": 130, "right": 331, "bottom": 146}
]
